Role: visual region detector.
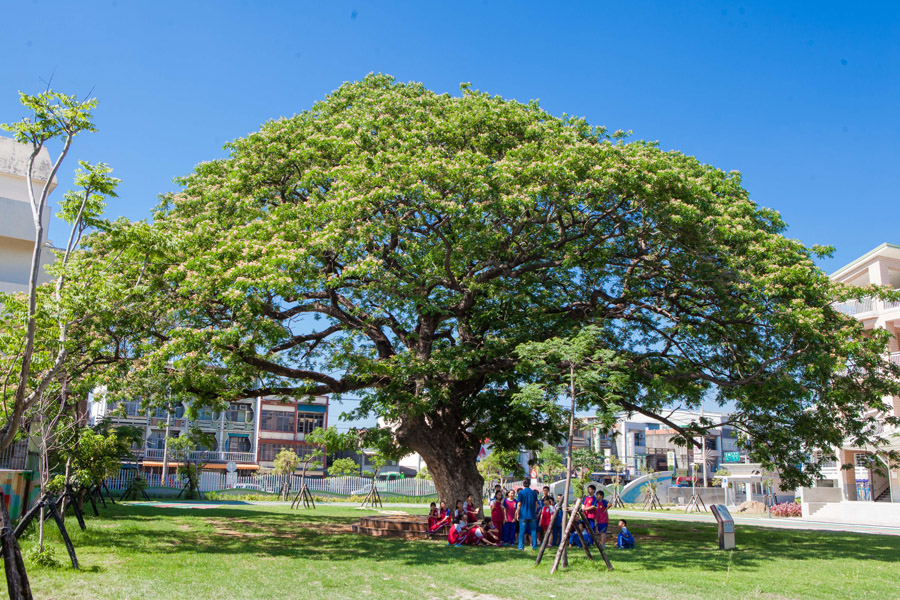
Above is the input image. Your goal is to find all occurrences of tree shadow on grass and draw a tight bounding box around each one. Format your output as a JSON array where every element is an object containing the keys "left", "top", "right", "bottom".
[{"left": 62, "top": 504, "right": 900, "bottom": 573}]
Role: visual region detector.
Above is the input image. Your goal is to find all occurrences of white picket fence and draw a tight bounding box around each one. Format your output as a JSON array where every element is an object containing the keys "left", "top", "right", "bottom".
[{"left": 104, "top": 469, "right": 438, "bottom": 497}]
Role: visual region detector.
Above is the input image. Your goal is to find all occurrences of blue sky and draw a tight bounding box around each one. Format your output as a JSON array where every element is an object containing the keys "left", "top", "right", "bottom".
[{"left": 2, "top": 1, "right": 898, "bottom": 424}]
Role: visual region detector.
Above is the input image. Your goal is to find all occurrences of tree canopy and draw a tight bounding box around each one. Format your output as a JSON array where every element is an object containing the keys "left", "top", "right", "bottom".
[{"left": 82, "top": 74, "right": 900, "bottom": 501}]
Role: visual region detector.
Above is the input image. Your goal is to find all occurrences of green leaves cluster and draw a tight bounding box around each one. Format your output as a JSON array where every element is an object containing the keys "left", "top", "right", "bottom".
[{"left": 73, "top": 74, "right": 900, "bottom": 492}]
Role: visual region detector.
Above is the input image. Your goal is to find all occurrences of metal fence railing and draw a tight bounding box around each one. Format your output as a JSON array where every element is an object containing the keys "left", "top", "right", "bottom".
[{"left": 104, "top": 469, "right": 439, "bottom": 497}]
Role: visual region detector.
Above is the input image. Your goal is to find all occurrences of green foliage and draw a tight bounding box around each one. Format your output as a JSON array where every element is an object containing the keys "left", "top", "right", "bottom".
[
  {"left": 168, "top": 428, "right": 215, "bottom": 498},
  {"left": 68, "top": 429, "right": 122, "bottom": 487},
  {"left": 641, "top": 472, "right": 660, "bottom": 496},
  {"left": 26, "top": 544, "right": 59, "bottom": 568},
  {"left": 80, "top": 74, "right": 900, "bottom": 491},
  {"left": 273, "top": 448, "right": 301, "bottom": 475},
  {"left": 45, "top": 474, "right": 67, "bottom": 494},
  {"left": 535, "top": 444, "right": 564, "bottom": 481},
  {"left": 1, "top": 90, "right": 96, "bottom": 145},
  {"left": 477, "top": 447, "right": 522, "bottom": 485},
  {"left": 328, "top": 457, "right": 360, "bottom": 477},
  {"left": 295, "top": 427, "right": 359, "bottom": 476}
]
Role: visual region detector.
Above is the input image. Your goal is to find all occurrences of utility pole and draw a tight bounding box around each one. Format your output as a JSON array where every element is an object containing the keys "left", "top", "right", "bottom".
[
  {"left": 161, "top": 408, "right": 172, "bottom": 482},
  {"left": 701, "top": 407, "right": 707, "bottom": 488}
]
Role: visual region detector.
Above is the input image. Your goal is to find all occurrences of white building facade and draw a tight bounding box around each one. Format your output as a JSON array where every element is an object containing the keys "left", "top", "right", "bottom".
[{"left": 0, "top": 136, "right": 56, "bottom": 294}]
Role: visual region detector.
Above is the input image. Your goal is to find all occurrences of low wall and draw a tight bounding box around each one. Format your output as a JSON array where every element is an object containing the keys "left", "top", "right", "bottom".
[
  {"left": 0, "top": 470, "right": 40, "bottom": 520},
  {"left": 800, "top": 487, "right": 842, "bottom": 503},
  {"left": 804, "top": 500, "right": 900, "bottom": 525}
]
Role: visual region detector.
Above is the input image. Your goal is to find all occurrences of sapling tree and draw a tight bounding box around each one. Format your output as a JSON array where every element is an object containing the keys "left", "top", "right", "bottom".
[
  {"left": 328, "top": 457, "right": 360, "bottom": 478},
  {"left": 0, "top": 91, "right": 118, "bottom": 450},
  {"left": 273, "top": 448, "right": 301, "bottom": 500},
  {"left": 536, "top": 444, "right": 564, "bottom": 483},
  {"left": 297, "top": 426, "right": 357, "bottom": 492},
  {"left": 168, "top": 428, "right": 216, "bottom": 499},
  {"left": 516, "top": 325, "right": 626, "bottom": 571},
  {"left": 477, "top": 447, "right": 522, "bottom": 490}
]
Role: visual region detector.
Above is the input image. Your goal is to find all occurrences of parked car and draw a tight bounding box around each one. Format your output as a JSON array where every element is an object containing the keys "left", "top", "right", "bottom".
[
  {"left": 350, "top": 472, "right": 409, "bottom": 495},
  {"left": 234, "top": 482, "right": 277, "bottom": 493}
]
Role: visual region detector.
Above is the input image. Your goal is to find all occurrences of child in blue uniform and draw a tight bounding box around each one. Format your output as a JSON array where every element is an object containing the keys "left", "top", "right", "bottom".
[{"left": 616, "top": 519, "right": 635, "bottom": 549}]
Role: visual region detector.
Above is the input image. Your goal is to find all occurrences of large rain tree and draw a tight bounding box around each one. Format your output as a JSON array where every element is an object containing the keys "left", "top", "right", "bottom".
[{"left": 85, "top": 74, "right": 899, "bottom": 505}]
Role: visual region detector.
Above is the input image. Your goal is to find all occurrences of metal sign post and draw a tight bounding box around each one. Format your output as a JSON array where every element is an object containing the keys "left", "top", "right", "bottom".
[{"left": 711, "top": 504, "right": 735, "bottom": 550}]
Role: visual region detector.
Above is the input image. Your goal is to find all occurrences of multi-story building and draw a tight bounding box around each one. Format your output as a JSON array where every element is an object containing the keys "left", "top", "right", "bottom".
[
  {"left": 0, "top": 136, "right": 56, "bottom": 294},
  {"left": 826, "top": 243, "right": 900, "bottom": 503},
  {"left": 579, "top": 410, "right": 737, "bottom": 478},
  {"left": 256, "top": 395, "right": 329, "bottom": 474},
  {"left": 88, "top": 393, "right": 329, "bottom": 476}
]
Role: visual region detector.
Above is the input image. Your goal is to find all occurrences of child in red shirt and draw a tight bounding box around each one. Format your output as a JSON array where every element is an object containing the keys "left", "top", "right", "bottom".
[
  {"left": 502, "top": 489, "right": 518, "bottom": 545},
  {"left": 453, "top": 500, "right": 465, "bottom": 522},
  {"left": 427, "top": 502, "right": 439, "bottom": 530},
  {"left": 582, "top": 484, "right": 599, "bottom": 529},
  {"left": 463, "top": 494, "right": 479, "bottom": 523},
  {"left": 490, "top": 491, "right": 505, "bottom": 536},
  {"left": 427, "top": 500, "right": 451, "bottom": 535},
  {"left": 595, "top": 490, "right": 610, "bottom": 546},
  {"left": 448, "top": 517, "right": 468, "bottom": 546},
  {"left": 539, "top": 497, "right": 554, "bottom": 539},
  {"left": 477, "top": 518, "right": 501, "bottom": 546}
]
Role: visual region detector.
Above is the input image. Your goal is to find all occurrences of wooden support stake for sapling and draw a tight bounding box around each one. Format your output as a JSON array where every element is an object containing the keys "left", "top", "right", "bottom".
[
  {"left": 44, "top": 497, "right": 78, "bottom": 569},
  {"left": 0, "top": 491, "right": 33, "bottom": 600},
  {"left": 534, "top": 506, "right": 559, "bottom": 566},
  {"left": 102, "top": 482, "right": 116, "bottom": 504},
  {"left": 84, "top": 487, "right": 99, "bottom": 517},
  {"left": 579, "top": 511, "right": 613, "bottom": 571},
  {"left": 549, "top": 502, "right": 583, "bottom": 574}
]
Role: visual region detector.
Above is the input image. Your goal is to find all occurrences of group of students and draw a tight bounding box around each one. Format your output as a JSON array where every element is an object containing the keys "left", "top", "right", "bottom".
[{"left": 425, "top": 478, "right": 635, "bottom": 550}]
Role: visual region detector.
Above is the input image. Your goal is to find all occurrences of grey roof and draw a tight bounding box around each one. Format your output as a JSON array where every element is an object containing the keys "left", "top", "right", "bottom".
[{"left": 0, "top": 136, "right": 55, "bottom": 182}]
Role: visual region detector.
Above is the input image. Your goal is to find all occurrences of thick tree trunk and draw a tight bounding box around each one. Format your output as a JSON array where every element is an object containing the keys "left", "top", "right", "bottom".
[{"left": 401, "top": 416, "right": 484, "bottom": 515}]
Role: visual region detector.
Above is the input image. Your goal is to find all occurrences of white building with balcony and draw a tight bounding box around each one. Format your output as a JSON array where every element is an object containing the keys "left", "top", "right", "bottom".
[
  {"left": 88, "top": 393, "right": 329, "bottom": 476},
  {"left": 826, "top": 243, "right": 900, "bottom": 504},
  {"left": 0, "top": 136, "right": 56, "bottom": 294}
]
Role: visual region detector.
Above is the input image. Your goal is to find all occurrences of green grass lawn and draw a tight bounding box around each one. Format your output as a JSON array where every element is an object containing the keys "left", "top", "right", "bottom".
[{"left": 11, "top": 502, "right": 899, "bottom": 600}]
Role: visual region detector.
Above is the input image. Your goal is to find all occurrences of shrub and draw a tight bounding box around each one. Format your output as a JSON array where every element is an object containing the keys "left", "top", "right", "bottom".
[
  {"left": 770, "top": 502, "right": 802, "bottom": 517},
  {"left": 26, "top": 545, "right": 59, "bottom": 568}
]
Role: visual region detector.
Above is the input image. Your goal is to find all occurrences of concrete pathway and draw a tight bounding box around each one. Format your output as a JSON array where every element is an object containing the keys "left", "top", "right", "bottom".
[{"left": 607, "top": 508, "right": 900, "bottom": 537}]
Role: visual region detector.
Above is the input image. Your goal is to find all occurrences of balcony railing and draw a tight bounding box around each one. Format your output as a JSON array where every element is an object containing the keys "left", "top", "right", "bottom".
[
  {"left": 835, "top": 293, "right": 900, "bottom": 316},
  {"left": 835, "top": 298, "right": 876, "bottom": 316},
  {"left": 141, "top": 448, "right": 256, "bottom": 463}
]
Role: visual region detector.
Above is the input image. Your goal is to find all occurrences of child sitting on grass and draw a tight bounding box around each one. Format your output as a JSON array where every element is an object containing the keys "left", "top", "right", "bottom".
[{"left": 616, "top": 519, "right": 635, "bottom": 549}]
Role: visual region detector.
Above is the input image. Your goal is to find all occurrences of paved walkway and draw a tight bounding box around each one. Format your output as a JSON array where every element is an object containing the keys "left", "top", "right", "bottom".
[{"left": 608, "top": 508, "right": 900, "bottom": 537}]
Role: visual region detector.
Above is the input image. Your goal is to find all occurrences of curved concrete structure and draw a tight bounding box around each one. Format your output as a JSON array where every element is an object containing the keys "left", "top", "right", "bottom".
[{"left": 620, "top": 470, "right": 674, "bottom": 503}]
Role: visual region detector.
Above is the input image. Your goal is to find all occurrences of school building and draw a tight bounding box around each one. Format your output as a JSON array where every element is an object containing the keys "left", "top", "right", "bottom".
[
  {"left": 87, "top": 393, "right": 330, "bottom": 476},
  {"left": 818, "top": 243, "right": 900, "bottom": 504}
]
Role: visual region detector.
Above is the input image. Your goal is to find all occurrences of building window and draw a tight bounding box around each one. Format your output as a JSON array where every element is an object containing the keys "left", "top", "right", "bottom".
[
  {"left": 226, "top": 436, "right": 251, "bottom": 453},
  {"left": 705, "top": 437, "right": 717, "bottom": 451},
  {"left": 632, "top": 432, "right": 645, "bottom": 446},
  {"left": 259, "top": 443, "right": 319, "bottom": 462},
  {"left": 260, "top": 410, "right": 294, "bottom": 432},
  {"left": 147, "top": 431, "right": 167, "bottom": 450},
  {"left": 195, "top": 408, "right": 220, "bottom": 422},
  {"left": 225, "top": 404, "right": 254, "bottom": 423},
  {"left": 297, "top": 412, "right": 324, "bottom": 435},
  {"left": 121, "top": 400, "right": 142, "bottom": 417}
]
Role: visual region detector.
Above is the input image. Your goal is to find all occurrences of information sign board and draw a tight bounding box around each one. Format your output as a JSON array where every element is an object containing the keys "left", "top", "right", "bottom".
[
  {"left": 723, "top": 451, "right": 740, "bottom": 463},
  {"left": 711, "top": 504, "right": 736, "bottom": 550}
]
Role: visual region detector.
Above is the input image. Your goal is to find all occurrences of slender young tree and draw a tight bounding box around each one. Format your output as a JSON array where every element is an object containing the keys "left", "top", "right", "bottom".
[{"left": 0, "top": 91, "right": 113, "bottom": 449}]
